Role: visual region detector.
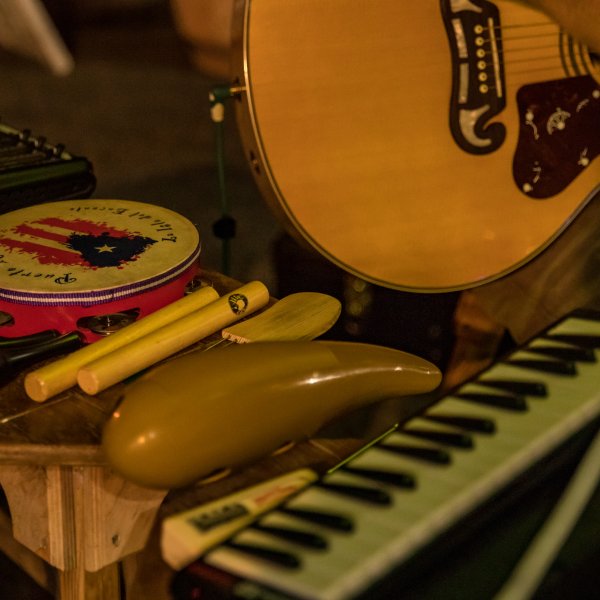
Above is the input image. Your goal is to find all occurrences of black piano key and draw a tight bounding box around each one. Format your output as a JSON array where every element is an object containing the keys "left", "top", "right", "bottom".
[
  {"left": 505, "top": 358, "right": 577, "bottom": 376},
  {"left": 278, "top": 507, "right": 354, "bottom": 532},
  {"left": 478, "top": 379, "right": 548, "bottom": 397},
  {"left": 340, "top": 465, "right": 416, "bottom": 489},
  {"left": 543, "top": 333, "right": 600, "bottom": 349},
  {"left": 251, "top": 524, "right": 328, "bottom": 549},
  {"left": 424, "top": 414, "right": 496, "bottom": 434},
  {"left": 526, "top": 345, "right": 596, "bottom": 363},
  {"left": 569, "top": 308, "right": 600, "bottom": 321},
  {"left": 316, "top": 481, "right": 392, "bottom": 505},
  {"left": 456, "top": 392, "right": 528, "bottom": 412},
  {"left": 402, "top": 427, "right": 474, "bottom": 449},
  {"left": 378, "top": 442, "right": 452, "bottom": 465},
  {"left": 224, "top": 541, "right": 300, "bottom": 569}
]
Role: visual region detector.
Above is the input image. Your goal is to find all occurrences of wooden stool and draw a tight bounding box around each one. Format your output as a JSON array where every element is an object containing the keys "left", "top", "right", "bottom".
[{"left": 0, "top": 270, "right": 237, "bottom": 599}]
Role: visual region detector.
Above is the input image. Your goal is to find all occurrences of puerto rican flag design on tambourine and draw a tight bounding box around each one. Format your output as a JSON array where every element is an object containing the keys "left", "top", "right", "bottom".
[{"left": 0, "top": 215, "right": 158, "bottom": 269}]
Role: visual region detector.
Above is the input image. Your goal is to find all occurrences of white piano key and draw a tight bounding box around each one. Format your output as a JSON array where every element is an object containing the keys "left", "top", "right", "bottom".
[
  {"left": 381, "top": 429, "right": 454, "bottom": 452},
  {"left": 403, "top": 416, "right": 472, "bottom": 431},
  {"left": 346, "top": 444, "right": 476, "bottom": 505},
  {"left": 548, "top": 316, "right": 600, "bottom": 336},
  {"left": 528, "top": 337, "right": 585, "bottom": 349},
  {"left": 272, "top": 485, "right": 393, "bottom": 552},
  {"left": 425, "top": 397, "right": 535, "bottom": 458},
  {"left": 485, "top": 359, "right": 598, "bottom": 401}
]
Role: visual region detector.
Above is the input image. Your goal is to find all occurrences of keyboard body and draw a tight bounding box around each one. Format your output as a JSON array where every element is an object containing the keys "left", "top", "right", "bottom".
[{"left": 173, "top": 310, "right": 600, "bottom": 600}]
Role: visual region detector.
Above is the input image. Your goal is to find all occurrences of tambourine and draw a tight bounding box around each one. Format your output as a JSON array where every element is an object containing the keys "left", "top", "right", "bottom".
[{"left": 0, "top": 199, "right": 201, "bottom": 342}]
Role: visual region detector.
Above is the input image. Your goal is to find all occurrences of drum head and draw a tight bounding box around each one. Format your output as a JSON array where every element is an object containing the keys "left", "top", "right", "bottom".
[{"left": 0, "top": 199, "right": 201, "bottom": 339}]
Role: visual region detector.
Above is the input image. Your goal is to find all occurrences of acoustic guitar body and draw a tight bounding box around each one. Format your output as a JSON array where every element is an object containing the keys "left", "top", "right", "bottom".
[{"left": 232, "top": 0, "right": 600, "bottom": 291}]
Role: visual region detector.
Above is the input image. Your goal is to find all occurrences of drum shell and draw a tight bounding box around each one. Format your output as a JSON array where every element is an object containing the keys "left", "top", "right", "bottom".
[{"left": 0, "top": 261, "right": 199, "bottom": 343}]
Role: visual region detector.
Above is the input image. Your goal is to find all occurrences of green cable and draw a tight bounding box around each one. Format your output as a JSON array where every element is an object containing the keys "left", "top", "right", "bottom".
[{"left": 209, "top": 86, "right": 236, "bottom": 276}]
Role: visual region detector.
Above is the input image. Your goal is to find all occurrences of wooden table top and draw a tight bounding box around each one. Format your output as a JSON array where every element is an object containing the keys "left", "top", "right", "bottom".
[
  {"left": 0, "top": 265, "right": 437, "bottom": 600},
  {"left": 0, "top": 270, "right": 265, "bottom": 466},
  {"left": 0, "top": 265, "right": 432, "bottom": 517}
]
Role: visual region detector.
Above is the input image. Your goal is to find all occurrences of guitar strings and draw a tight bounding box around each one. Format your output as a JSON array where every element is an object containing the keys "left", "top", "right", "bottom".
[
  {"left": 496, "top": 20, "right": 556, "bottom": 31},
  {"left": 473, "top": 21, "right": 588, "bottom": 78}
]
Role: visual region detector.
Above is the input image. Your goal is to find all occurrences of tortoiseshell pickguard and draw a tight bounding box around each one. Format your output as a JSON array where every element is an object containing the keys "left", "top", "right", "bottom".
[{"left": 513, "top": 75, "right": 600, "bottom": 199}]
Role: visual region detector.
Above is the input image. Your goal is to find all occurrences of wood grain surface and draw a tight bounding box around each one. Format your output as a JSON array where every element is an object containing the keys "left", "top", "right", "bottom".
[{"left": 0, "top": 271, "right": 247, "bottom": 465}]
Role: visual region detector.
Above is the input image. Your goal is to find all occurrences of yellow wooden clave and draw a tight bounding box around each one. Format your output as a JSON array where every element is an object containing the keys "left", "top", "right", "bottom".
[
  {"left": 77, "top": 281, "right": 270, "bottom": 395},
  {"left": 24, "top": 285, "right": 219, "bottom": 402}
]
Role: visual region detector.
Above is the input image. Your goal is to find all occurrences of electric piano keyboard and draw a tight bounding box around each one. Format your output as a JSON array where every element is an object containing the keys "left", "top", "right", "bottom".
[{"left": 173, "top": 309, "right": 600, "bottom": 600}]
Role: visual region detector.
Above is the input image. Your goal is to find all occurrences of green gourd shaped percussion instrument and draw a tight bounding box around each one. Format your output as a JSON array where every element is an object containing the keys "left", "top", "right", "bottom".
[{"left": 102, "top": 341, "right": 441, "bottom": 489}]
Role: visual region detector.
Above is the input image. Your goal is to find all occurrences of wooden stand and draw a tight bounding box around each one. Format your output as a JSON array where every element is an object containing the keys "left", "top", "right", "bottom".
[
  {"left": 0, "top": 271, "right": 238, "bottom": 599},
  {"left": 0, "top": 464, "right": 165, "bottom": 599},
  {"left": 0, "top": 268, "right": 429, "bottom": 598}
]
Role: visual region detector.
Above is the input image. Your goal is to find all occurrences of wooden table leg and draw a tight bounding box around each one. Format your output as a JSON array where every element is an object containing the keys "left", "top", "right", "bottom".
[
  {"left": 57, "top": 563, "right": 120, "bottom": 600},
  {"left": 0, "top": 464, "right": 167, "bottom": 600}
]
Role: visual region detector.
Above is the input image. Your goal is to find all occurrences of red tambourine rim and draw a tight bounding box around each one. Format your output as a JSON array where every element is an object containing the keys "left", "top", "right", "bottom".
[{"left": 0, "top": 242, "right": 201, "bottom": 306}]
